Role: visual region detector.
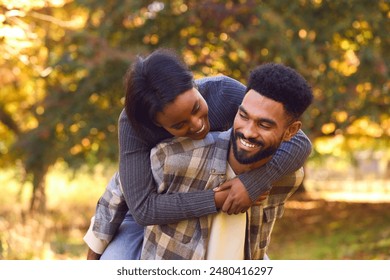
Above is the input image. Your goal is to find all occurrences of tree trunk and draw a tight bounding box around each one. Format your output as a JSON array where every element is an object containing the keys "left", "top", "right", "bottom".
[{"left": 30, "top": 165, "right": 49, "bottom": 214}]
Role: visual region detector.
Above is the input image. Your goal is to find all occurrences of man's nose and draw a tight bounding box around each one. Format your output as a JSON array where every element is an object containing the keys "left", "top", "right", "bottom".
[{"left": 241, "top": 121, "right": 258, "bottom": 139}]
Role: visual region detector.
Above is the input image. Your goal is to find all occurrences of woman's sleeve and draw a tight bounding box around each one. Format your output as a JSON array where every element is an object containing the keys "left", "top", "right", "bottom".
[
  {"left": 238, "top": 129, "right": 312, "bottom": 200},
  {"left": 118, "top": 111, "right": 217, "bottom": 226}
]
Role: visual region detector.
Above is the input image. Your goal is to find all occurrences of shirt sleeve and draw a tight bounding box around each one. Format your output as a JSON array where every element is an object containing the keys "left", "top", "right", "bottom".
[
  {"left": 149, "top": 144, "right": 165, "bottom": 192},
  {"left": 92, "top": 172, "right": 129, "bottom": 241},
  {"left": 119, "top": 111, "right": 217, "bottom": 226},
  {"left": 83, "top": 216, "right": 109, "bottom": 254},
  {"left": 238, "top": 129, "right": 312, "bottom": 201}
]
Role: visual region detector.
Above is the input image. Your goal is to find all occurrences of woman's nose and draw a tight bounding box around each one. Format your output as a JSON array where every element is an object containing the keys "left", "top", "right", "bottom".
[{"left": 189, "top": 116, "right": 203, "bottom": 132}]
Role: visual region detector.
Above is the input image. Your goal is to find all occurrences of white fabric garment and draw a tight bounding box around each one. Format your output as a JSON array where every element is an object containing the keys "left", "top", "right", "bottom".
[{"left": 206, "top": 163, "right": 246, "bottom": 260}]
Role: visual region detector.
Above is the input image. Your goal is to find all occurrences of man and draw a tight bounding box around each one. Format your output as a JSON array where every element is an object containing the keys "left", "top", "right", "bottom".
[{"left": 141, "top": 63, "right": 313, "bottom": 259}]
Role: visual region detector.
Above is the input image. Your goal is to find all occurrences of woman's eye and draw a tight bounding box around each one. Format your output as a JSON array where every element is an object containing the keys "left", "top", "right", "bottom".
[
  {"left": 193, "top": 103, "right": 200, "bottom": 113},
  {"left": 172, "top": 123, "right": 184, "bottom": 130}
]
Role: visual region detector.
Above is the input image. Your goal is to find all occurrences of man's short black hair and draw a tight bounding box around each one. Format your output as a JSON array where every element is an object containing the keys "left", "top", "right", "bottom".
[{"left": 247, "top": 63, "right": 313, "bottom": 120}]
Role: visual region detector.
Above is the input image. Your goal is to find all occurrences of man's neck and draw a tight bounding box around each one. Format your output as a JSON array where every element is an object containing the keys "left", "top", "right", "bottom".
[{"left": 228, "top": 145, "right": 272, "bottom": 175}]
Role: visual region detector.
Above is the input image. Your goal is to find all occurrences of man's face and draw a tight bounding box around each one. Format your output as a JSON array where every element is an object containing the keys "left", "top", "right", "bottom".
[{"left": 231, "top": 89, "right": 294, "bottom": 165}]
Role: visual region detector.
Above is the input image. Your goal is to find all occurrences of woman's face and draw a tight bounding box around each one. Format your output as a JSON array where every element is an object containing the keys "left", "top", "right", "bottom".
[{"left": 154, "top": 88, "right": 210, "bottom": 140}]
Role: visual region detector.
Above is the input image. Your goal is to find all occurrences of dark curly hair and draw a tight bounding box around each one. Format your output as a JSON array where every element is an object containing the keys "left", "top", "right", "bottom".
[
  {"left": 246, "top": 63, "right": 313, "bottom": 120},
  {"left": 124, "top": 48, "right": 194, "bottom": 132}
]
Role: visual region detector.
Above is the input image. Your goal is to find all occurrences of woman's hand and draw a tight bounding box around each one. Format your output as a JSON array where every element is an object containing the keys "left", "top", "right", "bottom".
[{"left": 213, "top": 177, "right": 252, "bottom": 214}]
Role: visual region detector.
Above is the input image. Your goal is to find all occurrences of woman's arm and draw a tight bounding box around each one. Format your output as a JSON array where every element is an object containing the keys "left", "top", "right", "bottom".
[
  {"left": 118, "top": 76, "right": 247, "bottom": 225},
  {"left": 88, "top": 75, "right": 245, "bottom": 243},
  {"left": 119, "top": 111, "right": 217, "bottom": 226}
]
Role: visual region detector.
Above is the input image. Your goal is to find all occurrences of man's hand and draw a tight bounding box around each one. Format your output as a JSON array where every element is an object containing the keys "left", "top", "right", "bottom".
[
  {"left": 87, "top": 248, "right": 102, "bottom": 260},
  {"left": 213, "top": 177, "right": 252, "bottom": 215}
]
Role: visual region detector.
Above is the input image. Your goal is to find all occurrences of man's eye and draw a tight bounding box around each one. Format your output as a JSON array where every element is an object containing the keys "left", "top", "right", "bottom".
[
  {"left": 239, "top": 113, "right": 248, "bottom": 119},
  {"left": 259, "top": 123, "right": 271, "bottom": 129}
]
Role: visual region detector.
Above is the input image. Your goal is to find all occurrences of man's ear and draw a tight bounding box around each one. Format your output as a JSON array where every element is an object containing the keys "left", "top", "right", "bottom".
[{"left": 283, "top": 121, "right": 302, "bottom": 141}]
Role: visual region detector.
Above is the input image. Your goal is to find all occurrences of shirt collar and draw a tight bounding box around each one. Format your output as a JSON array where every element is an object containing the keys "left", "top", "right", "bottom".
[{"left": 209, "top": 129, "right": 231, "bottom": 175}]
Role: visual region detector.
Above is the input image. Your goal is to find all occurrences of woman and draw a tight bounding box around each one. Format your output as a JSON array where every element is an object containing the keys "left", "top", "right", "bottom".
[{"left": 85, "top": 49, "right": 312, "bottom": 259}]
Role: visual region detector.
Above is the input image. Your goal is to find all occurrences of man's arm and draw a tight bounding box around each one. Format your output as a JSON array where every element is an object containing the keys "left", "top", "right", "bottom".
[{"left": 119, "top": 112, "right": 218, "bottom": 226}]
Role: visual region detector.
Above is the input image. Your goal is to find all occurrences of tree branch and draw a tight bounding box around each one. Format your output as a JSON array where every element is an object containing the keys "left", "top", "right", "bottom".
[{"left": 0, "top": 105, "right": 20, "bottom": 135}]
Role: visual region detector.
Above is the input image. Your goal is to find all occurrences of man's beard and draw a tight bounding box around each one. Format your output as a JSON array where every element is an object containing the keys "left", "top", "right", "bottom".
[{"left": 230, "top": 130, "right": 280, "bottom": 164}]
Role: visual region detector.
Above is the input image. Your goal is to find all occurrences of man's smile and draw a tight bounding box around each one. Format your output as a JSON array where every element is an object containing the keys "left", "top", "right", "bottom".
[{"left": 239, "top": 137, "right": 259, "bottom": 149}]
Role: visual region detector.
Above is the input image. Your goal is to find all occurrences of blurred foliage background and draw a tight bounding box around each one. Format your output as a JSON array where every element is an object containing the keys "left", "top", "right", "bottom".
[{"left": 0, "top": 0, "right": 389, "bottom": 259}]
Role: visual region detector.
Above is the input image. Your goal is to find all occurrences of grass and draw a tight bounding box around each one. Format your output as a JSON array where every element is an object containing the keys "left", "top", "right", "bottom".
[
  {"left": 0, "top": 165, "right": 109, "bottom": 260},
  {"left": 269, "top": 193, "right": 390, "bottom": 260},
  {"left": 1, "top": 165, "right": 390, "bottom": 260}
]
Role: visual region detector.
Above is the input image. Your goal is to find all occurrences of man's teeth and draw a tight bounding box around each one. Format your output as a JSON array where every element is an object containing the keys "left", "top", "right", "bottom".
[
  {"left": 240, "top": 137, "right": 257, "bottom": 148},
  {"left": 195, "top": 123, "right": 205, "bottom": 134}
]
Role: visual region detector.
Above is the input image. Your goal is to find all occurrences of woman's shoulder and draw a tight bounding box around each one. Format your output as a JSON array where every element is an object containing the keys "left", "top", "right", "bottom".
[
  {"left": 195, "top": 75, "right": 245, "bottom": 90},
  {"left": 195, "top": 75, "right": 246, "bottom": 109}
]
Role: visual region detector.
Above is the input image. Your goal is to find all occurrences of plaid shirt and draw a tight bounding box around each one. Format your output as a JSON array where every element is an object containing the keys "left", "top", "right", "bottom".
[{"left": 141, "top": 129, "right": 303, "bottom": 260}]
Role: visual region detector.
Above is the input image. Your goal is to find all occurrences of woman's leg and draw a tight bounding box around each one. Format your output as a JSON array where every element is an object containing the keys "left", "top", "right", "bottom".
[{"left": 100, "top": 213, "right": 144, "bottom": 260}]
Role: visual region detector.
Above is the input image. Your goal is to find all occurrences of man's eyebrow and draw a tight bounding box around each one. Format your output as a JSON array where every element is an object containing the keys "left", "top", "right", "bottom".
[
  {"left": 238, "top": 105, "right": 277, "bottom": 126},
  {"left": 259, "top": 118, "right": 277, "bottom": 126},
  {"left": 238, "top": 105, "right": 247, "bottom": 114}
]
